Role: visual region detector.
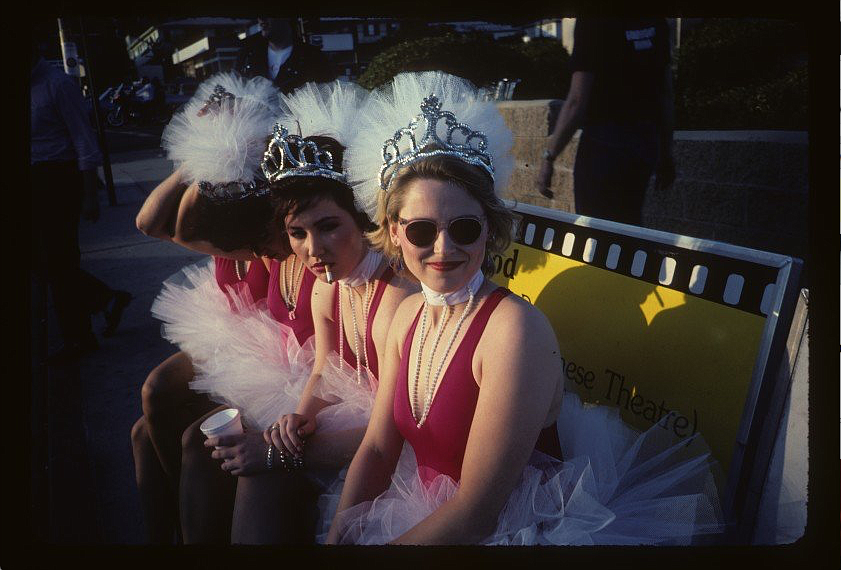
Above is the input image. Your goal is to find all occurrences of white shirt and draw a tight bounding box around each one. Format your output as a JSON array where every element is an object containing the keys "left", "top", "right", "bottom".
[{"left": 267, "top": 45, "right": 293, "bottom": 80}]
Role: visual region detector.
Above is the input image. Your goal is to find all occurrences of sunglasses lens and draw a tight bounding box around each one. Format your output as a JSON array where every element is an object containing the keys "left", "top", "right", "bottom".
[
  {"left": 449, "top": 218, "right": 482, "bottom": 245},
  {"left": 404, "top": 221, "right": 438, "bottom": 247}
]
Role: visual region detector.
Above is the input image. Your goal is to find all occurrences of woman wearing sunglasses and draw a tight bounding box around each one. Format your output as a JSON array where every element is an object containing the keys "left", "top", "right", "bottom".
[
  {"left": 325, "top": 72, "right": 724, "bottom": 545},
  {"left": 172, "top": 80, "right": 418, "bottom": 544}
]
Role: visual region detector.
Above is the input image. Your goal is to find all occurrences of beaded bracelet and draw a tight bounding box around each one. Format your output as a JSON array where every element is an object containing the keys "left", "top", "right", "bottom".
[{"left": 266, "top": 443, "right": 275, "bottom": 470}]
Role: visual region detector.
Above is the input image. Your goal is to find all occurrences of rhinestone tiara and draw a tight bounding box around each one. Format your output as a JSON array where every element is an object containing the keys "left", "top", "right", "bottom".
[
  {"left": 196, "top": 84, "right": 236, "bottom": 116},
  {"left": 379, "top": 94, "right": 493, "bottom": 192},
  {"left": 261, "top": 123, "right": 348, "bottom": 185}
]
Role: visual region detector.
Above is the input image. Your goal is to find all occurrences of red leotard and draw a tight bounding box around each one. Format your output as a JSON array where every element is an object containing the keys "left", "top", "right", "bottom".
[
  {"left": 394, "top": 287, "right": 562, "bottom": 486},
  {"left": 267, "top": 259, "right": 317, "bottom": 345},
  {"left": 214, "top": 256, "right": 269, "bottom": 305},
  {"left": 332, "top": 266, "right": 394, "bottom": 380}
]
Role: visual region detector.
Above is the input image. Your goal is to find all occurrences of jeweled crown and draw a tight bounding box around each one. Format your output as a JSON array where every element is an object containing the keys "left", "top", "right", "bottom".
[
  {"left": 261, "top": 123, "right": 347, "bottom": 184},
  {"left": 197, "top": 84, "right": 236, "bottom": 117},
  {"left": 379, "top": 94, "right": 494, "bottom": 192}
]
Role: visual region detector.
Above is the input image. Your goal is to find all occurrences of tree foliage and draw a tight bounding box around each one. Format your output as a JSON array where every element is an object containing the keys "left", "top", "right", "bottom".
[
  {"left": 358, "top": 33, "right": 571, "bottom": 100},
  {"left": 674, "top": 19, "right": 807, "bottom": 129}
]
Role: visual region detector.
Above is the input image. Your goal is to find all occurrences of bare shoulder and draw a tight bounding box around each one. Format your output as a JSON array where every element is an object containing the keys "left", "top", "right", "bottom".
[{"left": 484, "top": 289, "right": 558, "bottom": 353}]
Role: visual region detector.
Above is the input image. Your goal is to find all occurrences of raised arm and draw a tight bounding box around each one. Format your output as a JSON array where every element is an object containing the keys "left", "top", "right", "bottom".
[
  {"left": 325, "top": 295, "right": 417, "bottom": 544},
  {"left": 392, "top": 298, "right": 563, "bottom": 544},
  {"left": 135, "top": 167, "right": 188, "bottom": 240}
]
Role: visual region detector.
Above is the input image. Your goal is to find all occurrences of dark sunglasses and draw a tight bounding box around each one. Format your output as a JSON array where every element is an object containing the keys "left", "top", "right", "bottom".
[{"left": 398, "top": 216, "right": 484, "bottom": 248}]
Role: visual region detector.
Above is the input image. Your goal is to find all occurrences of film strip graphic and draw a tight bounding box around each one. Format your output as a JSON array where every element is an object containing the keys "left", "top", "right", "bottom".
[{"left": 511, "top": 212, "right": 782, "bottom": 317}]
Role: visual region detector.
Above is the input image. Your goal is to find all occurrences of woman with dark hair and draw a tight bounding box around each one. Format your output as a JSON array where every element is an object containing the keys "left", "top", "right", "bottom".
[
  {"left": 325, "top": 72, "right": 724, "bottom": 545},
  {"left": 130, "top": 72, "right": 306, "bottom": 543},
  {"left": 170, "top": 81, "right": 417, "bottom": 544}
]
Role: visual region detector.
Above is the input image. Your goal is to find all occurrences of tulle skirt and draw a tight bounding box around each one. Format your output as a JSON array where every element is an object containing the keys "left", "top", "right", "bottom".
[
  {"left": 326, "top": 389, "right": 726, "bottom": 545},
  {"left": 150, "top": 258, "right": 314, "bottom": 431}
]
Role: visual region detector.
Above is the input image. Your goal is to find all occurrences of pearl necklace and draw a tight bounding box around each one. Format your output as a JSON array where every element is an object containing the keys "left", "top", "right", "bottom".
[
  {"left": 337, "top": 280, "right": 374, "bottom": 386},
  {"left": 279, "top": 256, "right": 304, "bottom": 320},
  {"left": 234, "top": 259, "right": 247, "bottom": 281},
  {"left": 410, "top": 284, "right": 477, "bottom": 428},
  {"left": 336, "top": 249, "right": 382, "bottom": 386}
]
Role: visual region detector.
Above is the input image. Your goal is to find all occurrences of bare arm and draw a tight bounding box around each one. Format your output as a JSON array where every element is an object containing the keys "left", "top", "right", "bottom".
[
  {"left": 267, "top": 278, "right": 342, "bottom": 455},
  {"left": 537, "top": 71, "right": 594, "bottom": 197},
  {"left": 392, "top": 298, "right": 563, "bottom": 544},
  {"left": 545, "top": 70, "right": 595, "bottom": 160},
  {"left": 325, "top": 295, "right": 418, "bottom": 544},
  {"left": 135, "top": 167, "right": 188, "bottom": 240}
]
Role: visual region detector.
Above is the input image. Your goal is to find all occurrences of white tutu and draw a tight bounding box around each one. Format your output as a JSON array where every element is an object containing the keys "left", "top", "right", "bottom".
[
  {"left": 312, "top": 353, "right": 378, "bottom": 435},
  {"left": 188, "top": 301, "right": 315, "bottom": 431},
  {"left": 150, "top": 258, "right": 248, "bottom": 368},
  {"left": 161, "top": 71, "right": 280, "bottom": 187},
  {"left": 326, "top": 389, "right": 725, "bottom": 545},
  {"left": 150, "top": 257, "right": 314, "bottom": 431}
]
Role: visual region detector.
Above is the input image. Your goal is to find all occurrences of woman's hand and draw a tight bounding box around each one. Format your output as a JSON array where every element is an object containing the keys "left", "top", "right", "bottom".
[
  {"left": 204, "top": 430, "right": 274, "bottom": 477},
  {"left": 264, "top": 413, "right": 316, "bottom": 458}
]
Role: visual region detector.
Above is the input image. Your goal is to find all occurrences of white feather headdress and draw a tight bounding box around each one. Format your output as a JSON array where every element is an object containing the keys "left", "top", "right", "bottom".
[
  {"left": 161, "top": 72, "right": 281, "bottom": 191},
  {"left": 263, "top": 80, "right": 372, "bottom": 216},
  {"left": 345, "top": 71, "right": 514, "bottom": 215}
]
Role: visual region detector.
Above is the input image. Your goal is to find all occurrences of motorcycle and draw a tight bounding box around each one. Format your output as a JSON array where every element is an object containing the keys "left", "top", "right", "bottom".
[{"left": 106, "top": 86, "right": 171, "bottom": 127}]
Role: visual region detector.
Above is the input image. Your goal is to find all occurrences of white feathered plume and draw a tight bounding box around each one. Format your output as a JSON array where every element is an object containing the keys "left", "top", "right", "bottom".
[
  {"left": 345, "top": 71, "right": 515, "bottom": 215},
  {"left": 270, "top": 80, "right": 373, "bottom": 216},
  {"left": 161, "top": 72, "right": 280, "bottom": 186}
]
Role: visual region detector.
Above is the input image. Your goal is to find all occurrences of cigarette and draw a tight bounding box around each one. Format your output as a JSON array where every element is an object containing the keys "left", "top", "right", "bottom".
[{"left": 325, "top": 265, "right": 334, "bottom": 284}]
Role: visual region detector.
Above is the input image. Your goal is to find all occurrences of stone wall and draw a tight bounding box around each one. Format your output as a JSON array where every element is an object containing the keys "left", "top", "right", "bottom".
[{"left": 496, "top": 100, "right": 809, "bottom": 264}]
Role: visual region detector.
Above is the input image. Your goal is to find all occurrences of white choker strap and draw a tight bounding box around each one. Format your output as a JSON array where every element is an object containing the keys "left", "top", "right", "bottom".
[
  {"left": 338, "top": 249, "right": 384, "bottom": 288},
  {"left": 421, "top": 269, "right": 484, "bottom": 306}
]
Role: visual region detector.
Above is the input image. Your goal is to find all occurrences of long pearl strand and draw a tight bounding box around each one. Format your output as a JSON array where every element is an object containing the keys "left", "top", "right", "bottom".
[
  {"left": 337, "top": 280, "right": 374, "bottom": 385},
  {"left": 234, "top": 259, "right": 247, "bottom": 281},
  {"left": 410, "top": 286, "right": 476, "bottom": 427},
  {"left": 280, "top": 256, "right": 304, "bottom": 319}
]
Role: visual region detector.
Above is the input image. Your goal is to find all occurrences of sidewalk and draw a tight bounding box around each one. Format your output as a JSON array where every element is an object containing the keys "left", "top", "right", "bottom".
[{"left": 40, "top": 145, "right": 206, "bottom": 543}]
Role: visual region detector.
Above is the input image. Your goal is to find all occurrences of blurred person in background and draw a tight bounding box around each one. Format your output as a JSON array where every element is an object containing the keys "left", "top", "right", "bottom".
[
  {"left": 537, "top": 18, "right": 676, "bottom": 226},
  {"left": 236, "top": 17, "right": 334, "bottom": 93},
  {"left": 30, "top": 35, "right": 132, "bottom": 363}
]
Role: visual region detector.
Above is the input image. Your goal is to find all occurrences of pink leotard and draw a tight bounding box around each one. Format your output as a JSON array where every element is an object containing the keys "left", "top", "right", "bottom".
[
  {"left": 214, "top": 257, "right": 269, "bottom": 306},
  {"left": 332, "top": 266, "right": 394, "bottom": 380},
  {"left": 394, "top": 287, "right": 562, "bottom": 486},
  {"left": 267, "top": 259, "right": 317, "bottom": 345}
]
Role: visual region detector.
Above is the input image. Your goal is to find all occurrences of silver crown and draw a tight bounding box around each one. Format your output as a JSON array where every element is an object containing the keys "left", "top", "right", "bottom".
[
  {"left": 380, "top": 94, "right": 493, "bottom": 192},
  {"left": 207, "top": 84, "right": 236, "bottom": 106},
  {"left": 261, "top": 123, "right": 347, "bottom": 184}
]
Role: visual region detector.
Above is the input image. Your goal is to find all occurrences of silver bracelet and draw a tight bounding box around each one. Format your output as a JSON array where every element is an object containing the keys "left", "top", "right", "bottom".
[{"left": 266, "top": 443, "right": 275, "bottom": 470}]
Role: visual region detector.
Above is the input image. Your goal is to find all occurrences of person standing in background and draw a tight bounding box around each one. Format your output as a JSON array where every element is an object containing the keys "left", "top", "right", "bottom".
[
  {"left": 31, "top": 38, "right": 131, "bottom": 362},
  {"left": 236, "top": 17, "right": 335, "bottom": 94},
  {"left": 537, "top": 18, "right": 676, "bottom": 226}
]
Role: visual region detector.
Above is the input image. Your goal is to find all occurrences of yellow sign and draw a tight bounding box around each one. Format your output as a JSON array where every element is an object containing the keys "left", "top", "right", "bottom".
[{"left": 491, "top": 244, "right": 766, "bottom": 477}]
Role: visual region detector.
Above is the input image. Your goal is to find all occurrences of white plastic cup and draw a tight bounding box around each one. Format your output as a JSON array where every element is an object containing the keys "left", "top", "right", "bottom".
[{"left": 199, "top": 408, "right": 243, "bottom": 448}]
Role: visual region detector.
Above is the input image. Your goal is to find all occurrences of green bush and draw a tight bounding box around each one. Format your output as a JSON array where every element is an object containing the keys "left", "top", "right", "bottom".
[
  {"left": 674, "top": 19, "right": 807, "bottom": 129},
  {"left": 358, "top": 33, "right": 571, "bottom": 100}
]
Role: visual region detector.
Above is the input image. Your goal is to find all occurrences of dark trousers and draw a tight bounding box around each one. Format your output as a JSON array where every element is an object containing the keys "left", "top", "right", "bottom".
[
  {"left": 573, "top": 123, "right": 659, "bottom": 227},
  {"left": 31, "top": 160, "right": 112, "bottom": 345}
]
